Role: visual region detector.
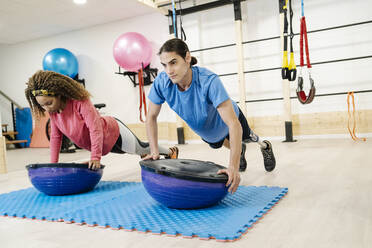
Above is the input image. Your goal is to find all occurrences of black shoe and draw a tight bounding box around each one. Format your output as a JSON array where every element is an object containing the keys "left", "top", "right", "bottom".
[
  {"left": 239, "top": 143, "right": 247, "bottom": 172},
  {"left": 260, "top": 140, "right": 276, "bottom": 172}
]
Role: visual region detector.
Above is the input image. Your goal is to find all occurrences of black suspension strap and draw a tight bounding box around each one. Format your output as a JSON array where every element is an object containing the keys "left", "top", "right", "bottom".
[
  {"left": 178, "top": 0, "right": 187, "bottom": 41},
  {"left": 281, "top": 0, "right": 296, "bottom": 81},
  {"left": 288, "top": 0, "right": 296, "bottom": 80}
]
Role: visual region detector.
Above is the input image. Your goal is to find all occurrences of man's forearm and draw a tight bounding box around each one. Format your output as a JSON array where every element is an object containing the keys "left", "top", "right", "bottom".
[{"left": 228, "top": 122, "right": 242, "bottom": 170}]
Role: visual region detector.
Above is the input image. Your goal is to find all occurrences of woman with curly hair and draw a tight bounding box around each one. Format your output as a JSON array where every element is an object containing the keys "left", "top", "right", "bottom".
[{"left": 25, "top": 70, "right": 178, "bottom": 170}]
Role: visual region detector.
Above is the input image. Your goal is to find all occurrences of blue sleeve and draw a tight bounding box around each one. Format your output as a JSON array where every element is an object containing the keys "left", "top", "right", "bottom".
[
  {"left": 207, "top": 75, "right": 230, "bottom": 108},
  {"left": 148, "top": 76, "right": 165, "bottom": 105}
]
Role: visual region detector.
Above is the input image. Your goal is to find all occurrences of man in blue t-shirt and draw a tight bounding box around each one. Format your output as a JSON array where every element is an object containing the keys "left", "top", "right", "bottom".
[{"left": 144, "top": 38, "right": 276, "bottom": 194}]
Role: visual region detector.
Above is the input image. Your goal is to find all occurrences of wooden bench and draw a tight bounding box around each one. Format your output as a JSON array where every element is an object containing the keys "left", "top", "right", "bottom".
[{"left": 5, "top": 139, "right": 28, "bottom": 144}]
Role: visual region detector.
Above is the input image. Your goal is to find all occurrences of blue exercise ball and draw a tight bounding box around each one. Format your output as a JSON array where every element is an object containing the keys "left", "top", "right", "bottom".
[{"left": 42, "top": 48, "right": 79, "bottom": 78}]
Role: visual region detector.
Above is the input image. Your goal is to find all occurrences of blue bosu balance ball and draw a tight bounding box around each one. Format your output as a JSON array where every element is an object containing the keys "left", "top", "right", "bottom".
[
  {"left": 26, "top": 163, "right": 104, "bottom": 196},
  {"left": 139, "top": 159, "right": 229, "bottom": 209}
]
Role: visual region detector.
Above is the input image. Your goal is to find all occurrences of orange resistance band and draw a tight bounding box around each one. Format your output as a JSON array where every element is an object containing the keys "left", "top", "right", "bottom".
[{"left": 347, "top": 92, "right": 366, "bottom": 141}]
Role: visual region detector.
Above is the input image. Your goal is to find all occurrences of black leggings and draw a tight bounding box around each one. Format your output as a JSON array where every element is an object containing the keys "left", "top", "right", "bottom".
[{"left": 203, "top": 108, "right": 252, "bottom": 149}]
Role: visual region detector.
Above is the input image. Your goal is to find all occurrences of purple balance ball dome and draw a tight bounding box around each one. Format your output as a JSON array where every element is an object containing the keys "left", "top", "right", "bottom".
[
  {"left": 26, "top": 163, "right": 104, "bottom": 196},
  {"left": 139, "top": 159, "right": 229, "bottom": 209}
]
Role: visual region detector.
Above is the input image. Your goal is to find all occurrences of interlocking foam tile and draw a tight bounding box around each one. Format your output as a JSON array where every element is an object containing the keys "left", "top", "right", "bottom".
[{"left": 0, "top": 181, "right": 288, "bottom": 242}]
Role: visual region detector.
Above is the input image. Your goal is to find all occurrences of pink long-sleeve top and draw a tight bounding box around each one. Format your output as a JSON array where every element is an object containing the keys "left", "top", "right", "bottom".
[{"left": 49, "top": 99, "right": 119, "bottom": 163}]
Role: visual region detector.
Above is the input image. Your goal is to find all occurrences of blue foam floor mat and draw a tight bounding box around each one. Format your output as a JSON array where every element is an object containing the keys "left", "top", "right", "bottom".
[{"left": 0, "top": 181, "right": 287, "bottom": 242}]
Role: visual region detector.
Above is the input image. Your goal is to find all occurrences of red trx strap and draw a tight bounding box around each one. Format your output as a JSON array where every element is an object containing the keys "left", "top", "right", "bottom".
[
  {"left": 138, "top": 68, "right": 147, "bottom": 123},
  {"left": 297, "top": 0, "right": 315, "bottom": 104}
]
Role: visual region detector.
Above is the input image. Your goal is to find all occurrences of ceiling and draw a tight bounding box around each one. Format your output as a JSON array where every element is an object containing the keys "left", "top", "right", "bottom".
[{"left": 0, "top": 0, "right": 159, "bottom": 45}]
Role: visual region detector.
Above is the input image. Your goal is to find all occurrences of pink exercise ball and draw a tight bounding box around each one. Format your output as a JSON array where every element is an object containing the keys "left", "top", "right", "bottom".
[{"left": 113, "top": 32, "right": 152, "bottom": 72}]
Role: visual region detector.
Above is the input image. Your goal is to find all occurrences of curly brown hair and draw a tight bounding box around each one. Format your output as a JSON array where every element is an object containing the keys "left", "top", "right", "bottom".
[{"left": 25, "top": 70, "right": 91, "bottom": 119}]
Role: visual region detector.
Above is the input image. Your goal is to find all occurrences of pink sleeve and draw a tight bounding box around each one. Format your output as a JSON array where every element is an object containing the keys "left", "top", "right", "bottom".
[
  {"left": 50, "top": 119, "right": 62, "bottom": 163},
  {"left": 78, "top": 100, "right": 104, "bottom": 161}
]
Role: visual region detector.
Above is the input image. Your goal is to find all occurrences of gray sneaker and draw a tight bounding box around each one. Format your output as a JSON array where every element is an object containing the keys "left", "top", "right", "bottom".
[
  {"left": 239, "top": 143, "right": 247, "bottom": 172},
  {"left": 260, "top": 140, "right": 276, "bottom": 172}
]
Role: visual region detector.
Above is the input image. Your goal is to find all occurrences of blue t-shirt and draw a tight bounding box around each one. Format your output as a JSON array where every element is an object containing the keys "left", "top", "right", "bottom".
[{"left": 148, "top": 66, "right": 239, "bottom": 143}]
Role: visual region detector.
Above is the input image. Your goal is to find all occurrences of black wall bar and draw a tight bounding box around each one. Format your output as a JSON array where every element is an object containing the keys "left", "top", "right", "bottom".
[
  {"left": 218, "top": 55, "right": 372, "bottom": 77},
  {"left": 190, "top": 20, "right": 372, "bottom": 53},
  {"left": 236, "top": 89, "right": 372, "bottom": 104},
  {"left": 163, "top": 0, "right": 246, "bottom": 16}
]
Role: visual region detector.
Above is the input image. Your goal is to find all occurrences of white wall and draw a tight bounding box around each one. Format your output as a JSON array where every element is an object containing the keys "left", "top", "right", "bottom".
[
  {"left": 0, "top": 12, "right": 175, "bottom": 129},
  {"left": 1, "top": 0, "right": 372, "bottom": 132},
  {"left": 183, "top": 0, "right": 372, "bottom": 117}
]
